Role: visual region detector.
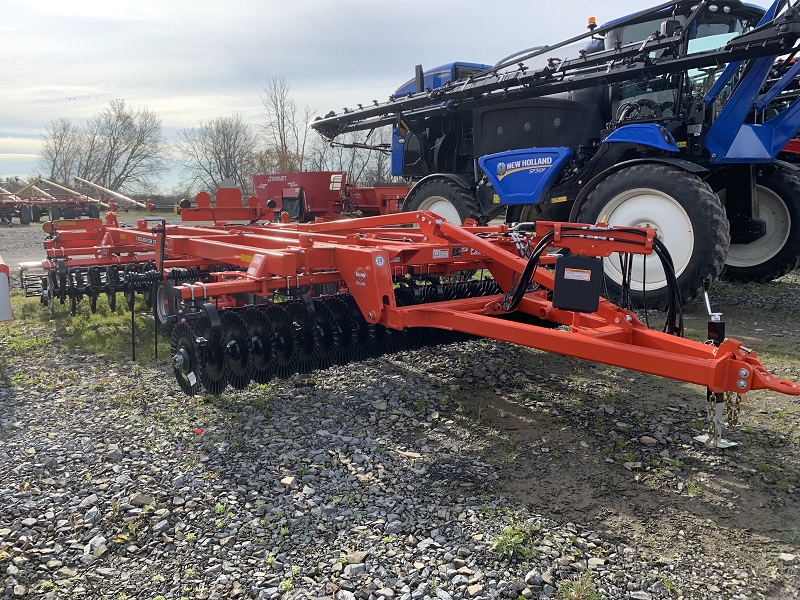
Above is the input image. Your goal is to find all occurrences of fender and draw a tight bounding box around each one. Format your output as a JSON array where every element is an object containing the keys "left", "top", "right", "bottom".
[
  {"left": 568, "top": 157, "right": 709, "bottom": 222},
  {"left": 405, "top": 173, "right": 473, "bottom": 201}
]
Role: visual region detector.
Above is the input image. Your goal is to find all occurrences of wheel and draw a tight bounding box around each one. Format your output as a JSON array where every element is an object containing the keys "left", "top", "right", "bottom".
[
  {"left": 309, "top": 300, "right": 340, "bottom": 370},
  {"left": 263, "top": 305, "right": 299, "bottom": 379},
  {"left": 505, "top": 204, "right": 544, "bottom": 224},
  {"left": 286, "top": 302, "right": 320, "bottom": 374},
  {"left": 578, "top": 164, "right": 729, "bottom": 309},
  {"left": 220, "top": 311, "right": 254, "bottom": 390},
  {"left": 194, "top": 314, "right": 228, "bottom": 395},
  {"left": 31, "top": 206, "right": 42, "bottom": 223},
  {"left": 170, "top": 323, "right": 202, "bottom": 396},
  {"left": 722, "top": 168, "right": 800, "bottom": 282},
  {"left": 19, "top": 205, "right": 32, "bottom": 225},
  {"left": 49, "top": 206, "right": 61, "bottom": 221},
  {"left": 403, "top": 179, "right": 482, "bottom": 225},
  {"left": 325, "top": 297, "right": 358, "bottom": 365},
  {"left": 154, "top": 281, "right": 178, "bottom": 333},
  {"left": 88, "top": 205, "right": 101, "bottom": 219},
  {"left": 242, "top": 308, "right": 275, "bottom": 384}
]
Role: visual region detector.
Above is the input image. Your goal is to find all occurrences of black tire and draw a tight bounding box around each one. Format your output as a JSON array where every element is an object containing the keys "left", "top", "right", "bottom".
[
  {"left": 403, "top": 179, "right": 482, "bottom": 225},
  {"left": 88, "top": 205, "right": 101, "bottom": 219},
  {"left": 505, "top": 204, "right": 544, "bottom": 224},
  {"left": 577, "top": 164, "right": 729, "bottom": 309},
  {"left": 722, "top": 168, "right": 800, "bottom": 282},
  {"left": 49, "top": 206, "right": 61, "bottom": 221},
  {"left": 19, "top": 205, "right": 32, "bottom": 225},
  {"left": 31, "top": 206, "right": 42, "bottom": 223}
]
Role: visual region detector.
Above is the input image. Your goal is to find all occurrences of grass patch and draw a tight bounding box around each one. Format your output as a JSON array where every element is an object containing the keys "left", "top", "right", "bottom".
[
  {"left": 7, "top": 290, "right": 161, "bottom": 363},
  {"left": 492, "top": 521, "right": 540, "bottom": 561},
  {"left": 557, "top": 571, "right": 602, "bottom": 600}
]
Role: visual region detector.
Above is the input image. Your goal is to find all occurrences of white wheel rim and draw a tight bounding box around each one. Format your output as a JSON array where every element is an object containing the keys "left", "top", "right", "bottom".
[
  {"left": 597, "top": 188, "right": 694, "bottom": 292},
  {"left": 417, "top": 195, "right": 462, "bottom": 224},
  {"left": 156, "top": 285, "right": 170, "bottom": 324},
  {"left": 725, "top": 185, "right": 791, "bottom": 268}
]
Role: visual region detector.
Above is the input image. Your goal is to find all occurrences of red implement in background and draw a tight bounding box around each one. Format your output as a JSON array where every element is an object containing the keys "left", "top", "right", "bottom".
[{"left": 252, "top": 171, "right": 407, "bottom": 221}]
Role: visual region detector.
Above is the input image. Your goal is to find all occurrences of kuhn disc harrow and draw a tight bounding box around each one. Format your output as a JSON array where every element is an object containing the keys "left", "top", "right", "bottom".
[{"left": 18, "top": 210, "right": 800, "bottom": 447}]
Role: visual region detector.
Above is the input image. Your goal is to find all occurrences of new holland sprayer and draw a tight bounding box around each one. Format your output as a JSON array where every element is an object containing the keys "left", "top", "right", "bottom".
[{"left": 311, "top": 0, "right": 800, "bottom": 309}]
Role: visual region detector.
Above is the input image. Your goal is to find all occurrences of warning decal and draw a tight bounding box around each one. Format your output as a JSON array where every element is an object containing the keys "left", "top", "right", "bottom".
[{"left": 563, "top": 268, "right": 592, "bottom": 282}]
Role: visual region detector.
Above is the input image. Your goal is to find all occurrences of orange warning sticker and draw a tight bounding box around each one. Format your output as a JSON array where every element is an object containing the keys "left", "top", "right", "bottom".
[{"left": 564, "top": 268, "right": 591, "bottom": 282}]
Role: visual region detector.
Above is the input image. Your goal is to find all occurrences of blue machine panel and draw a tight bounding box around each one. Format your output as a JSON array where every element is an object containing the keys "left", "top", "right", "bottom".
[
  {"left": 603, "top": 124, "right": 679, "bottom": 152},
  {"left": 479, "top": 147, "right": 573, "bottom": 205}
]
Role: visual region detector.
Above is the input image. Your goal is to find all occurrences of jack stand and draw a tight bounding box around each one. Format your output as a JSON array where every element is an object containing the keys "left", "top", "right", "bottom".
[{"left": 694, "top": 389, "right": 738, "bottom": 448}]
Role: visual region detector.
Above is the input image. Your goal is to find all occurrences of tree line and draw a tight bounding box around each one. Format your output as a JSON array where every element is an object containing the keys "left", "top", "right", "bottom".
[{"left": 36, "top": 76, "right": 393, "bottom": 197}]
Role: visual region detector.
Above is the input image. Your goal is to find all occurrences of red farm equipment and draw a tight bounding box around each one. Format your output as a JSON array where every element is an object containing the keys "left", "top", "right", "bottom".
[
  {"left": 1, "top": 178, "right": 108, "bottom": 223},
  {"left": 251, "top": 171, "right": 408, "bottom": 221},
  {"left": 12, "top": 199, "right": 800, "bottom": 448},
  {"left": 74, "top": 177, "right": 155, "bottom": 213}
]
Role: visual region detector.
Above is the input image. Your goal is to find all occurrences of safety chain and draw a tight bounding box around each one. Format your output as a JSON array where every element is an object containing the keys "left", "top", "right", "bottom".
[{"left": 725, "top": 391, "right": 742, "bottom": 428}]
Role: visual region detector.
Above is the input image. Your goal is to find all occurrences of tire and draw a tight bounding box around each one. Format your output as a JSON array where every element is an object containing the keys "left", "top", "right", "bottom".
[
  {"left": 154, "top": 281, "right": 178, "bottom": 334},
  {"left": 578, "top": 164, "right": 729, "bottom": 309},
  {"left": 722, "top": 168, "right": 800, "bottom": 282},
  {"left": 49, "top": 206, "right": 61, "bottom": 221},
  {"left": 88, "top": 205, "right": 101, "bottom": 219},
  {"left": 403, "top": 179, "right": 482, "bottom": 225},
  {"left": 31, "top": 206, "right": 42, "bottom": 222},
  {"left": 19, "top": 205, "right": 31, "bottom": 225}
]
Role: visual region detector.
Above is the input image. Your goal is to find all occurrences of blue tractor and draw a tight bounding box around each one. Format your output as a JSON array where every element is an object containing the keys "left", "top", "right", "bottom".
[{"left": 312, "top": 0, "right": 800, "bottom": 307}]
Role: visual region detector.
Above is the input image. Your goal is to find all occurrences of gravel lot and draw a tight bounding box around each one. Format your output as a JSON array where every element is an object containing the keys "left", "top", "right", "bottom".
[{"left": 1, "top": 218, "right": 799, "bottom": 599}]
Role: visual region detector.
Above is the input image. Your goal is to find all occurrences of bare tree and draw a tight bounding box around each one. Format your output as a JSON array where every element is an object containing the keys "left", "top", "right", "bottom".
[
  {"left": 307, "top": 129, "right": 393, "bottom": 185},
  {"left": 175, "top": 113, "right": 258, "bottom": 193},
  {"left": 38, "top": 100, "right": 167, "bottom": 192},
  {"left": 260, "top": 76, "right": 313, "bottom": 172},
  {"left": 38, "top": 118, "right": 82, "bottom": 184}
]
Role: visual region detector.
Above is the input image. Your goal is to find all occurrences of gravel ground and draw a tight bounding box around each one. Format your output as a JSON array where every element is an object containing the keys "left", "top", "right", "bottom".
[{"left": 1, "top": 218, "right": 799, "bottom": 599}]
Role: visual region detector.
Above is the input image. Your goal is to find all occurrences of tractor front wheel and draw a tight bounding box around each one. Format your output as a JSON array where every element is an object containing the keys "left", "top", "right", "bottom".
[
  {"left": 578, "top": 164, "right": 729, "bottom": 309},
  {"left": 722, "top": 168, "right": 800, "bottom": 282},
  {"left": 403, "top": 179, "right": 482, "bottom": 225}
]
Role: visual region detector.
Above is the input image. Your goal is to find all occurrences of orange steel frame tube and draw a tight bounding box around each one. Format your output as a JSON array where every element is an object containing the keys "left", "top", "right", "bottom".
[{"left": 33, "top": 211, "right": 800, "bottom": 398}]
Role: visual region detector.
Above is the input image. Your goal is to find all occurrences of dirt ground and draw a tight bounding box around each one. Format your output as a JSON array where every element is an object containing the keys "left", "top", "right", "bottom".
[{"left": 451, "top": 290, "right": 800, "bottom": 598}]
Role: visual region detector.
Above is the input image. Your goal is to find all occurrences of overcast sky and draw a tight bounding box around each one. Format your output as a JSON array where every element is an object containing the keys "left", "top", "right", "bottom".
[{"left": 0, "top": 0, "right": 774, "bottom": 192}]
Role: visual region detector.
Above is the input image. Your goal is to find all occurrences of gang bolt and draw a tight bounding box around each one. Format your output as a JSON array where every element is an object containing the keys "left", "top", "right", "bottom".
[
  {"left": 738, "top": 368, "right": 750, "bottom": 378},
  {"left": 736, "top": 380, "right": 747, "bottom": 390}
]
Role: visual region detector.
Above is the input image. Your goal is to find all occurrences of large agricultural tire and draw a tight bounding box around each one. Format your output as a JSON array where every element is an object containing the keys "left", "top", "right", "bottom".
[
  {"left": 88, "top": 205, "right": 101, "bottom": 219},
  {"left": 19, "top": 205, "right": 32, "bottom": 225},
  {"left": 403, "top": 179, "right": 481, "bottom": 225},
  {"left": 577, "top": 164, "right": 729, "bottom": 309},
  {"left": 722, "top": 168, "right": 800, "bottom": 282},
  {"left": 31, "top": 206, "right": 42, "bottom": 222},
  {"left": 49, "top": 206, "right": 61, "bottom": 221}
]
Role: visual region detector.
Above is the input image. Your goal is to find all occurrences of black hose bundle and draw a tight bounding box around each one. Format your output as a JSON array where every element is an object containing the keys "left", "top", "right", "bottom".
[{"left": 501, "top": 226, "right": 683, "bottom": 336}]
